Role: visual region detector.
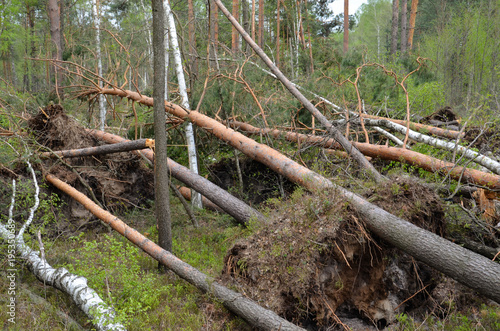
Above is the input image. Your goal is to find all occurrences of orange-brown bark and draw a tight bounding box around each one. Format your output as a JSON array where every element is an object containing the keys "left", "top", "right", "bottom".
[
  {"left": 92, "top": 88, "right": 331, "bottom": 191},
  {"left": 177, "top": 186, "right": 223, "bottom": 212},
  {"left": 45, "top": 174, "right": 302, "bottom": 330},
  {"left": 228, "top": 121, "right": 500, "bottom": 190}
]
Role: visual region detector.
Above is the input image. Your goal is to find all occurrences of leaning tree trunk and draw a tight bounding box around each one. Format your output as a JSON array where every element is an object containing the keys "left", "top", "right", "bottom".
[
  {"left": 90, "top": 88, "right": 500, "bottom": 303},
  {"left": 86, "top": 129, "right": 265, "bottom": 225},
  {"left": 39, "top": 139, "right": 153, "bottom": 159},
  {"left": 165, "top": 2, "right": 202, "bottom": 209},
  {"left": 213, "top": 0, "right": 384, "bottom": 183},
  {"left": 227, "top": 120, "right": 500, "bottom": 190},
  {"left": 45, "top": 174, "right": 303, "bottom": 331}
]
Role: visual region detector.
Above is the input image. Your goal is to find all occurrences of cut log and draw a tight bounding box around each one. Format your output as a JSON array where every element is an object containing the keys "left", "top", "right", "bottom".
[
  {"left": 87, "top": 90, "right": 500, "bottom": 303},
  {"left": 228, "top": 120, "right": 500, "bottom": 190},
  {"left": 86, "top": 129, "right": 265, "bottom": 225},
  {"left": 39, "top": 139, "right": 154, "bottom": 159},
  {"left": 45, "top": 174, "right": 304, "bottom": 331},
  {"left": 177, "top": 186, "right": 224, "bottom": 213}
]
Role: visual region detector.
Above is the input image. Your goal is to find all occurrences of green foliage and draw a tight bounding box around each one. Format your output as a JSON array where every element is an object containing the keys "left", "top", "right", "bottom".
[{"left": 65, "top": 233, "right": 171, "bottom": 328}]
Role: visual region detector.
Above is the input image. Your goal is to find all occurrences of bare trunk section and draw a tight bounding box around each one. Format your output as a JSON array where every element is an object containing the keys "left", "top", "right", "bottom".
[
  {"left": 48, "top": 0, "right": 63, "bottom": 100},
  {"left": 86, "top": 129, "right": 265, "bottom": 225},
  {"left": 152, "top": 0, "right": 172, "bottom": 253},
  {"left": 177, "top": 186, "right": 224, "bottom": 212},
  {"left": 91, "top": 88, "right": 500, "bottom": 303},
  {"left": 188, "top": 0, "right": 198, "bottom": 82},
  {"left": 276, "top": 0, "right": 281, "bottom": 68},
  {"left": 390, "top": 0, "right": 399, "bottom": 54},
  {"left": 40, "top": 139, "right": 153, "bottom": 159},
  {"left": 408, "top": 0, "right": 419, "bottom": 49},
  {"left": 45, "top": 174, "right": 304, "bottom": 331},
  {"left": 232, "top": 0, "right": 240, "bottom": 53},
  {"left": 258, "top": 0, "right": 264, "bottom": 47},
  {"left": 92, "top": 0, "right": 105, "bottom": 130},
  {"left": 343, "top": 0, "right": 349, "bottom": 53},
  {"left": 227, "top": 120, "right": 500, "bottom": 190},
  {"left": 213, "top": 0, "right": 384, "bottom": 183},
  {"left": 165, "top": 2, "right": 202, "bottom": 209},
  {"left": 400, "top": 0, "right": 408, "bottom": 53}
]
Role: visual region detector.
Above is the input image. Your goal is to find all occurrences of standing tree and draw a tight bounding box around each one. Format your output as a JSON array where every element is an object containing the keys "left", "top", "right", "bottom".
[
  {"left": 92, "top": 0, "right": 105, "bottom": 130},
  {"left": 152, "top": 0, "right": 172, "bottom": 253},
  {"left": 232, "top": 0, "right": 240, "bottom": 53},
  {"left": 48, "top": 0, "right": 63, "bottom": 100},
  {"left": 166, "top": 2, "right": 202, "bottom": 209},
  {"left": 188, "top": 0, "right": 198, "bottom": 84},
  {"left": 343, "top": 0, "right": 349, "bottom": 53},
  {"left": 390, "top": 0, "right": 399, "bottom": 54},
  {"left": 407, "top": 0, "right": 419, "bottom": 49},
  {"left": 258, "top": 0, "right": 264, "bottom": 47},
  {"left": 400, "top": 0, "right": 408, "bottom": 52}
]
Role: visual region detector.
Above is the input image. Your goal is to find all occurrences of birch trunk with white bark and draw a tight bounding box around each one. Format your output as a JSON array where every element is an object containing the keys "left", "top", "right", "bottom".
[
  {"left": 362, "top": 118, "right": 500, "bottom": 175},
  {"left": 92, "top": 0, "right": 106, "bottom": 131},
  {"left": 0, "top": 162, "right": 124, "bottom": 331},
  {"left": 165, "top": 3, "right": 202, "bottom": 209}
]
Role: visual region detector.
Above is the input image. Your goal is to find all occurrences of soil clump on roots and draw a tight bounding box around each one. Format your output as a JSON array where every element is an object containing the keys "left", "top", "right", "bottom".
[
  {"left": 219, "top": 177, "right": 476, "bottom": 330},
  {"left": 26, "top": 104, "right": 154, "bottom": 234}
]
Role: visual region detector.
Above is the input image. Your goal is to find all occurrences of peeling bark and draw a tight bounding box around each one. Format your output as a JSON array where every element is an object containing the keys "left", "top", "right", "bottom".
[{"left": 0, "top": 164, "right": 124, "bottom": 331}]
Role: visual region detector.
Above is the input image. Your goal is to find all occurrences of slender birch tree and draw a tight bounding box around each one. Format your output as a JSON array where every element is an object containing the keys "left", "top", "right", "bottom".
[
  {"left": 92, "top": 0, "right": 105, "bottom": 131},
  {"left": 165, "top": 1, "right": 202, "bottom": 209}
]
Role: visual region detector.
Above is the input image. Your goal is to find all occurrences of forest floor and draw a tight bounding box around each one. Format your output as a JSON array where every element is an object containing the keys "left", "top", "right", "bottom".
[{"left": 1, "top": 105, "right": 499, "bottom": 330}]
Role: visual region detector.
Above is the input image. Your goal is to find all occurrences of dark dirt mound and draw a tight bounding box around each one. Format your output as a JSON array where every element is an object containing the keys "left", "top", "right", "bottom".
[
  {"left": 208, "top": 157, "right": 296, "bottom": 205},
  {"left": 421, "top": 106, "right": 459, "bottom": 124},
  {"left": 27, "top": 104, "right": 154, "bottom": 234},
  {"left": 463, "top": 126, "right": 500, "bottom": 155},
  {"left": 220, "top": 178, "right": 449, "bottom": 330}
]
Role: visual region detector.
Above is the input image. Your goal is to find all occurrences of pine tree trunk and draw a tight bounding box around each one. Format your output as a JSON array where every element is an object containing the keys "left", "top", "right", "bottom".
[
  {"left": 258, "top": 0, "right": 264, "bottom": 47},
  {"left": 48, "top": 0, "right": 63, "bottom": 100},
  {"left": 152, "top": 0, "right": 172, "bottom": 253},
  {"left": 232, "top": 0, "right": 240, "bottom": 53},
  {"left": 400, "top": 0, "right": 408, "bottom": 52},
  {"left": 188, "top": 0, "right": 198, "bottom": 82},
  {"left": 407, "top": 0, "right": 419, "bottom": 49},
  {"left": 343, "top": 0, "right": 349, "bottom": 53},
  {"left": 390, "top": 0, "right": 399, "bottom": 54}
]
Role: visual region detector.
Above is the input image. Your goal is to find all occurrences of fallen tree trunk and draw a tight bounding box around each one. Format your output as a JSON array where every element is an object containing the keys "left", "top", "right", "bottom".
[
  {"left": 88, "top": 90, "right": 500, "bottom": 303},
  {"left": 86, "top": 129, "right": 265, "bottom": 225},
  {"left": 39, "top": 139, "right": 153, "bottom": 159},
  {"left": 360, "top": 118, "right": 500, "bottom": 175},
  {"left": 359, "top": 113, "right": 463, "bottom": 140},
  {"left": 228, "top": 120, "right": 500, "bottom": 190},
  {"left": 213, "top": 0, "right": 384, "bottom": 183},
  {"left": 177, "top": 186, "right": 224, "bottom": 213},
  {"left": 0, "top": 163, "right": 124, "bottom": 331},
  {"left": 45, "top": 174, "right": 304, "bottom": 331}
]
